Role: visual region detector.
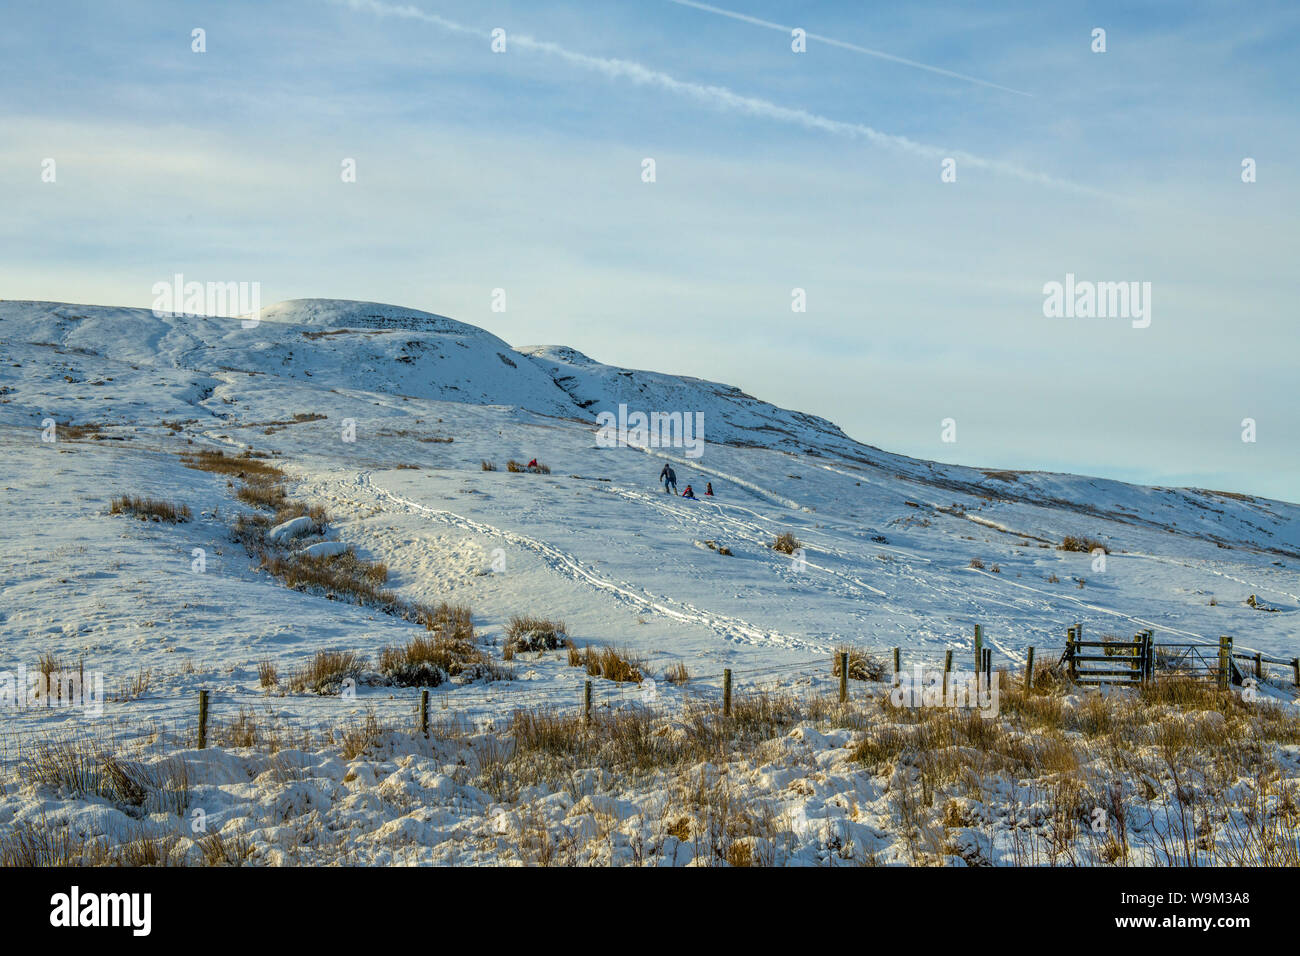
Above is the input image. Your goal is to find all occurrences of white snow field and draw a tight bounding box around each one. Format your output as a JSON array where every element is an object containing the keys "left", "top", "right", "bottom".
[{"left": 0, "top": 298, "right": 1296, "bottom": 866}]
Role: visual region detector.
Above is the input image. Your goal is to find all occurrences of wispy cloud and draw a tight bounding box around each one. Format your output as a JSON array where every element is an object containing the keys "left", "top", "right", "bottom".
[
  {"left": 335, "top": 0, "right": 1091, "bottom": 192},
  {"left": 664, "top": 0, "right": 1033, "bottom": 97}
]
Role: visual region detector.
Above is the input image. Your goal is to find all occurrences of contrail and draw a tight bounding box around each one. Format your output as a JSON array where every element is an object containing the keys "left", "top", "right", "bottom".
[
  {"left": 664, "top": 0, "right": 1033, "bottom": 97},
  {"left": 336, "top": 0, "right": 1089, "bottom": 192}
]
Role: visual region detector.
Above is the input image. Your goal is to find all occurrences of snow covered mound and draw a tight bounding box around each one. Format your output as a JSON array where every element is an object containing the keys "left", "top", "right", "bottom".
[
  {"left": 519, "top": 344, "right": 858, "bottom": 455},
  {"left": 256, "top": 299, "right": 485, "bottom": 336},
  {"left": 0, "top": 298, "right": 577, "bottom": 417}
]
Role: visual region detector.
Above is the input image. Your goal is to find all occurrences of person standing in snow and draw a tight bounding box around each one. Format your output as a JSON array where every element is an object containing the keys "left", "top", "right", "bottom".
[
  {"left": 660, "top": 463, "right": 677, "bottom": 495},
  {"left": 705, "top": 482, "right": 714, "bottom": 497}
]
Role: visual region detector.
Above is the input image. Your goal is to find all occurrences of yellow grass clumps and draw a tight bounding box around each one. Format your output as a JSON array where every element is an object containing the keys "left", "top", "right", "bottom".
[
  {"left": 567, "top": 644, "right": 645, "bottom": 683},
  {"left": 109, "top": 496, "right": 192, "bottom": 523},
  {"left": 287, "top": 650, "right": 367, "bottom": 695},
  {"left": 259, "top": 548, "right": 393, "bottom": 609}
]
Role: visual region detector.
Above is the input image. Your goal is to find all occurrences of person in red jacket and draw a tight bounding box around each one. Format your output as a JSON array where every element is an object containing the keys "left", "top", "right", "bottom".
[
  {"left": 705, "top": 482, "right": 714, "bottom": 496},
  {"left": 527, "top": 458, "right": 538, "bottom": 470},
  {"left": 681, "top": 485, "right": 697, "bottom": 499}
]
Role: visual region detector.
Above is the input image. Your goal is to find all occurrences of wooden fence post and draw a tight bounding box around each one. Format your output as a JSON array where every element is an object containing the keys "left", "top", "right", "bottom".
[
  {"left": 973, "top": 624, "right": 983, "bottom": 678},
  {"left": 1292, "top": 658, "right": 1299, "bottom": 688},
  {"left": 584, "top": 679, "right": 592, "bottom": 725},
  {"left": 1024, "top": 646, "right": 1035, "bottom": 692},
  {"left": 1254, "top": 652, "right": 1263, "bottom": 681},
  {"left": 420, "top": 689, "right": 429, "bottom": 737},
  {"left": 839, "top": 652, "right": 848, "bottom": 703},
  {"left": 983, "top": 648, "right": 992, "bottom": 687},
  {"left": 943, "top": 649, "right": 953, "bottom": 699},
  {"left": 197, "top": 689, "right": 208, "bottom": 750},
  {"left": 723, "top": 668, "right": 732, "bottom": 717},
  {"left": 1066, "top": 627, "right": 1077, "bottom": 681},
  {"left": 1217, "top": 637, "right": 1232, "bottom": 690}
]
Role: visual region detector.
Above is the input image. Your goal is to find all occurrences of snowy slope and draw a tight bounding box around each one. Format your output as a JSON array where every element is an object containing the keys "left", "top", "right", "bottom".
[
  {"left": 2, "top": 295, "right": 1298, "bottom": 867},
  {"left": 1, "top": 296, "right": 1296, "bottom": 715}
]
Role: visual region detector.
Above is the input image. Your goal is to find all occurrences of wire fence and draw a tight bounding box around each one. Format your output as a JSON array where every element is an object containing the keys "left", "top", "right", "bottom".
[{"left": 2, "top": 625, "right": 1295, "bottom": 773}]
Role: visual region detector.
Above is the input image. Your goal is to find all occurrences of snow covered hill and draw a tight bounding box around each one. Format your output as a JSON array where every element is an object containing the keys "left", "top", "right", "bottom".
[{"left": 1, "top": 295, "right": 1297, "bottom": 866}]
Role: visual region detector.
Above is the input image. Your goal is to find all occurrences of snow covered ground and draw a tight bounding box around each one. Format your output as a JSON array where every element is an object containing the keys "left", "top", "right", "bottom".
[{"left": 0, "top": 298, "right": 1296, "bottom": 865}]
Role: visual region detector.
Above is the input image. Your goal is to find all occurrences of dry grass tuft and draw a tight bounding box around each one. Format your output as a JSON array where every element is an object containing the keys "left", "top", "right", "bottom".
[
  {"left": 507, "top": 459, "right": 551, "bottom": 474},
  {"left": 504, "top": 615, "right": 568, "bottom": 654},
  {"left": 287, "top": 650, "right": 367, "bottom": 695},
  {"left": 771, "top": 532, "right": 801, "bottom": 555},
  {"left": 378, "top": 634, "right": 508, "bottom": 686},
  {"left": 664, "top": 662, "right": 691, "bottom": 684},
  {"left": 571, "top": 645, "right": 645, "bottom": 683},
  {"left": 110, "top": 496, "right": 191, "bottom": 523},
  {"left": 1061, "top": 536, "right": 1107, "bottom": 554},
  {"left": 832, "top": 646, "right": 888, "bottom": 681}
]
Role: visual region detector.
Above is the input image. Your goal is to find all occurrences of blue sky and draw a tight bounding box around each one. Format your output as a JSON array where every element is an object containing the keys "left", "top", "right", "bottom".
[{"left": 2, "top": 0, "right": 1297, "bottom": 500}]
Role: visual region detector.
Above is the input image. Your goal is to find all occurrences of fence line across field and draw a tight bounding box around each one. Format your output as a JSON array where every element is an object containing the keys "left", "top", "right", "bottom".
[{"left": 5, "top": 623, "right": 1296, "bottom": 761}]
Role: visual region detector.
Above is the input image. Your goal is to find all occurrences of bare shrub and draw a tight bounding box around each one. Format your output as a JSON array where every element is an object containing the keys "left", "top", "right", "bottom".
[{"left": 832, "top": 646, "right": 887, "bottom": 681}]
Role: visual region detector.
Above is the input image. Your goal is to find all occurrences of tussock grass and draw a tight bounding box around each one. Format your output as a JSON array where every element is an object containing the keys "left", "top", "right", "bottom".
[
  {"left": 110, "top": 496, "right": 192, "bottom": 523},
  {"left": 181, "top": 449, "right": 286, "bottom": 482},
  {"left": 237, "top": 483, "right": 287, "bottom": 511},
  {"left": 198, "top": 831, "right": 255, "bottom": 867},
  {"left": 664, "top": 662, "right": 691, "bottom": 684},
  {"left": 378, "top": 634, "right": 508, "bottom": 686},
  {"left": 504, "top": 615, "right": 568, "bottom": 654},
  {"left": 481, "top": 460, "right": 498, "bottom": 471},
  {"left": 507, "top": 459, "right": 551, "bottom": 474},
  {"left": 260, "top": 548, "right": 395, "bottom": 610},
  {"left": 287, "top": 650, "right": 366, "bottom": 695},
  {"left": 832, "top": 646, "right": 887, "bottom": 681},
  {"left": 423, "top": 603, "right": 474, "bottom": 641},
  {"left": 58, "top": 422, "right": 103, "bottom": 440},
  {"left": 771, "top": 532, "right": 801, "bottom": 555},
  {"left": 19, "top": 739, "right": 190, "bottom": 816},
  {"left": 1061, "top": 535, "right": 1107, "bottom": 554},
  {"left": 575, "top": 645, "right": 645, "bottom": 683}
]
